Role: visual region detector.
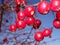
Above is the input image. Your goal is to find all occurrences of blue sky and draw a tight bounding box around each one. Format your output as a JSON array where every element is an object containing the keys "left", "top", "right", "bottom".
[{"left": 0, "top": 0, "right": 60, "bottom": 45}]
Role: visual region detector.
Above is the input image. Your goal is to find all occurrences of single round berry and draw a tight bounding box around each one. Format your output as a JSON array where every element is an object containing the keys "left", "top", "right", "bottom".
[
  {"left": 15, "top": 6, "right": 20, "bottom": 13},
  {"left": 43, "top": 28, "right": 52, "bottom": 37},
  {"left": 38, "top": 1, "right": 50, "bottom": 14},
  {"left": 9, "top": 24, "right": 17, "bottom": 32},
  {"left": 25, "top": 6, "right": 35, "bottom": 17},
  {"left": 25, "top": 17, "right": 35, "bottom": 25},
  {"left": 21, "top": 0, "right": 26, "bottom": 5},
  {"left": 17, "top": 11, "right": 26, "bottom": 20},
  {"left": 33, "top": 19, "right": 41, "bottom": 29},
  {"left": 15, "top": 0, "right": 21, "bottom": 5},
  {"left": 16, "top": 20, "right": 26, "bottom": 29},
  {"left": 53, "top": 19, "right": 60, "bottom": 29},
  {"left": 3, "top": 38, "right": 7, "bottom": 43},
  {"left": 34, "top": 31, "right": 44, "bottom": 41},
  {"left": 50, "top": 0, "right": 60, "bottom": 12},
  {"left": 56, "top": 11, "right": 60, "bottom": 20}
]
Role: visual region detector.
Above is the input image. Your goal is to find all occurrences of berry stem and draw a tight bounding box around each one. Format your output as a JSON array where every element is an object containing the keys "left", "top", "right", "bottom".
[{"left": 24, "top": 27, "right": 33, "bottom": 42}]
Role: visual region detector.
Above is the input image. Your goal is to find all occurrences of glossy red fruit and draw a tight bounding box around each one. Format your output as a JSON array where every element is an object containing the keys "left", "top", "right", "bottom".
[
  {"left": 53, "top": 19, "right": 60, "bottom": 29},
  {"left": 16, "top": 20, "right": 26, "bottom": 29},
  {"left": 25, "top": 6, "right": 35, "bottom": 17},
  {"left": 38, "top": 1, "right": 50, "bottom": 14},
  {"left": 25, "top": 17, "right": 35, "bottom": 25},
  {"left": 9, "top": 24, "right": 17, "bottom": 32},
  {"left": 17, "top": 11, "right": 26, "bottom": 20},
  {"left": 56, "top": 11, "right": 60, "bottom": 20},
  {"left": 50, "top": 0, "right": 60, "bottom": 12},
  {"left": 3, "top": 38, "right": 7, "bottom": 43},
  {"left": 43, "top": 28, "right": 52, "bottom": 37},
  {"left": 15, "top": 6, "right": 20, "bottom": 13},
  {"left": 0, "top": 28, "right": 1, "bottom": 32},
  {"left": 15, "top": 0, "right": 21, "bottom": 5},
  {"left": 21, "top": 0, "right": 26, "bottom": 5},
  {"left": 34, "top": 31, "right": 44, "bottom": 41},
  {"left": 33, "top": 19, "right": 41, "bottom": 29}
]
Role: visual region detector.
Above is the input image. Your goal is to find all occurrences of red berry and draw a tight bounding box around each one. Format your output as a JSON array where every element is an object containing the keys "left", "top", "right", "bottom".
[
  {"left": 15, "top": 0, "right": 21, "bottom": 5},
  {"left": 9, "top": 24, "right": 17, "bottom": 32},
  {"left": 16, "top": 20, "right": 26, "bottom": 29},
  {"left": 38, "top": 1, "right": 50, "bottom": 14},
  {"left": 0, "top": 28, "right": 1, "bottom": 32},
  {"left": 33, "top": 19, "right": 41, "bottom": 29},
  {"left": 3, "top": 38, "right": 7, "bottom": 43},
  {"left": 34, "top": 31, "right": 44, "bottom": 41},
  {"left": 21, "top": 0, "right": 26, "bottom": 5},
  {"left": 56, "top": 11, "right": 60, "bottom": 20},
  {"left": 25, "top": 6, "right": 35, "bottom": 17},
  {"left": 43, "top": 28, "right": 52, "bottom": 37},
  {"left": 15, "top": 6, "right": 20, "bottom": 13},
  {"left": 53, "top": 19, "right": 60, "bottom": 29},
  {"left": 17, "top": 11, "right": 26, "bottom": 20},
  {"left": 50, "top": 0, "right": 60, "bottom": 12},
  {"left": 25, "top": 17, "right": 35, "bottom": 25}
]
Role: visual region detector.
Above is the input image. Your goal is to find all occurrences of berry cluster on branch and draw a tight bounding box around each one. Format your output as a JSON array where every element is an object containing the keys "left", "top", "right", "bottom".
[{"left": 0, "top": 0, "right": 60, "bottom": 45}]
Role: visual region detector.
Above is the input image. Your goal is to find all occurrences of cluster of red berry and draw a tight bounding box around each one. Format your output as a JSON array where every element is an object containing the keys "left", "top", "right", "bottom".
[
  {"left": 8, "top": 0, "right": 60, "bottom": 42},
  {"left": 38, "top": 0, "right": 60, "bottom": 14},
  {"left": 9, "top": 0, "right": 42, "bottom": 32},
  {"left": 53, "top": 11, "right": 60, "bottom": 29},
  {"left": 34, "top": 28, "right": 52, "bottom": 41}
]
